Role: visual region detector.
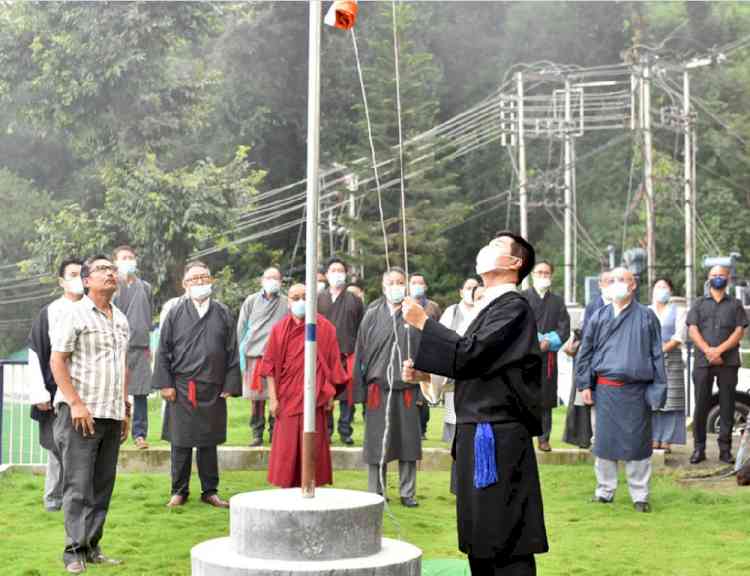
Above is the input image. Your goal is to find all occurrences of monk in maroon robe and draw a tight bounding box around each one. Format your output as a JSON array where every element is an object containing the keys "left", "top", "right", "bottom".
[{"left": 261, "top": 283, "right": 348, "bottom": 488}]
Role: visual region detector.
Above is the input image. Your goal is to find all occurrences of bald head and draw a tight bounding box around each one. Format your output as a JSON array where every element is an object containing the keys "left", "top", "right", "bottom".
[{"left": 288, "top": 283, "right": 305, "bottom": 301}]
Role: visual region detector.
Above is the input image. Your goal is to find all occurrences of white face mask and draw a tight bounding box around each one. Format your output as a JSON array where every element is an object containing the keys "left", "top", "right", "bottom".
[
  {"left": 475, "top": 244, "right": 519, "bottom": 276},
  {"left": 610, "top": 281, "right": 630, "bottom": 302},
  {"left": 65, "top": 277, "right": 84, "bottom": 295},
  {"left": 117, "top": 260, "right": 137, "bottom": 276},
  {"left": 262, "top": 278, "right": 281, "bottom": 295},
  {"left": 190, "top": 284, "right": 212, "bottom": 301},
  {"left": 462, "top": 289, "right": 475, "bottom": 305},
  {"left": 317, "top": 281, "right": 326, "bottom": 293},
  {"left": 328, "top": 271, "right": 346, "bottom": 289},
  {"left": 384, "top": 284, "right": 406, "bottom": 304},
  {"left": 291, "top": 299, "right": 306, "bottom": 318},
  {"left": 533, "top": 276, "right": 551, "bottom": 291}
]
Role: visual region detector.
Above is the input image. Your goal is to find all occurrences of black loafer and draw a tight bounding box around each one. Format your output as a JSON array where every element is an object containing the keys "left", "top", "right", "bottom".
[
  {"left": 400, "top": 496, "right": 419, "bottom": 508},
  {"left": 719, "top": 450, "right": 735, "bottom": 464},
  {"left": 689, "top": 449, "right": 706, "bottom": 464},
  {"left": 591, "top": 495, "right": 613, "bottom": 504},
  {"left": 633, "top": 501, "right": 651, "bottom": 513},
  {"left": 341, "top": 436, "right": 354, "bottom": 445}
]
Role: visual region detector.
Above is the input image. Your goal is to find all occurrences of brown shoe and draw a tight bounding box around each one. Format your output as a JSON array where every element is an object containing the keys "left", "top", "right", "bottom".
[
  {"left": 134, "top": 437, "right": 149, "bottom": 450},
  {"left": 167, "top": 494, "right": 187, "bottom": 508},
  {"left": 538, "top": 440, "right": 552, "bottom": 452},
  {"left": 201, "top": 494, "right": 229, "bottom": 509}
]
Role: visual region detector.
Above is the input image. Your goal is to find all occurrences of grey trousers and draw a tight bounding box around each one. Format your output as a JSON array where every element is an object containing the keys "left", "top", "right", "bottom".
[
  {"left": 594, "top": 456, "right": 651, "bottom": 503},
  {"left": 39, "top": 415, "right": 64, "bottom": 511},
  {"left": 368, "top": 461, "right": 416, "bottom": 499},
  {"left": 54, "top": 403, "right": 121, "bottom": 566}
]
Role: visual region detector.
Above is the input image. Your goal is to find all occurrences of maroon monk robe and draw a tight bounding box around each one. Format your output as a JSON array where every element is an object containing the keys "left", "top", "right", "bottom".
[{"left": 261, "top": 313, "right": 348, "bottom": 488}]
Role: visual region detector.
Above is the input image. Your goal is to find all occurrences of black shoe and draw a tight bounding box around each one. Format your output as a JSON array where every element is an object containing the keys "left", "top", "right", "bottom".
[
  {"left": 633, "top": 501, "right": 651, "bottom": 513},
  {"left": 590, "top": 495, "right": 612, "bottom": 504},
  {"left": 719, "top": 450, "right": 735, "bottom": 464},
  {"left": 341, "top": 436, "right": 354, "bottom": 445},
  {"left": 249, "top": 437, "right": 262, "bottom": 447},
  {"left": 400, "top": 496, "right": 419, "bottom": 508},
  {"left": 87, "top": 552, "right": 122, "bottom": 565},
  {"left": 689, "top": 449, "right": 706, "bottom": 464}
]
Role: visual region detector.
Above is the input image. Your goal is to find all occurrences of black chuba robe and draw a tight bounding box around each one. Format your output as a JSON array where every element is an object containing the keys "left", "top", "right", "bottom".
[
  {"left": 152, "top": 299, "right": 242, "bottom": 447},
  {"left": 413, "top": 289, "right": 549, "bottom": 560}
]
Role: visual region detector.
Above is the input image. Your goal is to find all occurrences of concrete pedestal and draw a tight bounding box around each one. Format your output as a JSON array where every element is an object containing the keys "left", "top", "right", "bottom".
[{"left": 192, "top": 488, "right": 422, "bottom": 576}]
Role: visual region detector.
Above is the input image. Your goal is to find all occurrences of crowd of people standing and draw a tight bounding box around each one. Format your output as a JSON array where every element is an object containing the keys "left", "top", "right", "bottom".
[{"left": 23, "top": 236, "right": 749, "bottom": 574}]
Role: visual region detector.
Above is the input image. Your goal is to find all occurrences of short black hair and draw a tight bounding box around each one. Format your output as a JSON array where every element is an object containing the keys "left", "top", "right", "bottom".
[
  {"left": 382, "top": 266, "right": 406, "bottom": 281},
  {"left": 58, "top": 257, "right": 83, "bottom": 279},
  {"left": 326, "top": 257, "right": 348, "bottom": 272},
  {"left": 112, "top": 245, "right": 136, "bottom": 260},
  {"left": 81, "top": 254, "right": 112, "bottom": 280},
  {"left": 409, "top": 272, "right": 427, "bottom": 282},
  {"left": 494, "top": 230, "right": 535, "bottom": 282},
  {"left": 534, "top": 260, "right": 554, "bottom": 275},
  {"left": 653, "top": 276, "right": 674, "bottom": 291}
]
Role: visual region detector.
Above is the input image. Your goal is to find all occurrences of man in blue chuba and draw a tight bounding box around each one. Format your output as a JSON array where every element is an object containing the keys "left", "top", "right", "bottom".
[{"left": 575, "top": 267, "right": 667, "bottom": 513}]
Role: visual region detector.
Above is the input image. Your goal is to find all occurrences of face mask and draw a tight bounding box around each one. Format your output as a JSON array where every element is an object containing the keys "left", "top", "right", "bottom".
[
  {"left": 475, "top": 245, "right": 519, "bottom": 276},
  {"left": 190, "top": 284, "right": 212, "bottom": 301},
  {"left": 610, "top": 281, "right": 630, "bottom": 302},
  {"left": 65, "top": 277, "right": 84, "bottom": 295},
  {"left": 653, "top": 287, "right": 671, "bottom": 304},
  {"left": 262, "top": 278, "right": 281, "bottom": 295},
  {"left": 462, "top": 289, "right": 475, "bottom": 305},
  {"left": 410, "top": 284, "right": 425, "bottom": 298},
  {"left": 117, "top": 260, "right": 137, "bottom": 276},
  {"left": 709, "top": 276, "right": 728, "bottom": 291},
  {"left": 384, "top": 284, "right": 406, "bottom": 304},
  {"left": 328, "top": 272, "right": 346, "bottom": 289},
  {"left": 317, "top": 281, "right": 326, "bottom": 293},
  {"left": 291, "top": 299, "right": 306, "bottom": 318},
  {"left": 533, "top": 277, "right": 551, "bottom": 291}
]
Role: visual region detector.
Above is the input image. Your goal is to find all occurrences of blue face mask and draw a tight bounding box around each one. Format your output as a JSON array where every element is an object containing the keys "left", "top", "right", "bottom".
[
  {"left": 653, "top": 287, "right": 671, "bottom": 304},
  {"left": 291, "top": 299, "right": 306, "bottom": 318},
  {"left": 710, "top": 276, "right": 728, "bottom": 290},
  {"left": 410, "top": 284, "right": 425, "bottom": 298}
]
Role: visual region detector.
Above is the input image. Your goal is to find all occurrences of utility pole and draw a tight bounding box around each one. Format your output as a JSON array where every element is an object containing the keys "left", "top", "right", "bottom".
[
  {"left": 683, "top": 69, "right": 694, "bottom": 306},
  {"left": 328, "top": 205, "right": 335, "bottom": 258},
  {"left": 516, "top": 72, "right": 528, "bottom": 241},
  {"left": 348, "top": 189, "right": 357, "bottom": 275},
  {"left": 641, "top": 57, "right": 656, "bottom": 293},
  {"left": 563, "top": 78, "right": 574, "bottom": 304}
]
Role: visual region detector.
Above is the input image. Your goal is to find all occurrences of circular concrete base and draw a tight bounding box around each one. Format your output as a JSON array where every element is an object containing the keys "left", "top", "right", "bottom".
[
  {"left": 192, "top": 536, "right": 421, "bottom": 576},
  {"left": 230, "top": 488, "right": 384, "bottom": 561}
]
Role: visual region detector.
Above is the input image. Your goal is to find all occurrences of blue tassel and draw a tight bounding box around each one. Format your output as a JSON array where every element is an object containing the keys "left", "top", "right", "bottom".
[{"left": 474, "top": 422, "right": 498, "bottom": 489}]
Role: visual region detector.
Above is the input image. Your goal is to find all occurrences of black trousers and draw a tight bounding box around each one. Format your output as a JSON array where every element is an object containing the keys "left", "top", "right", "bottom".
[
  {"left": 539, "top": 408, "right": 553, "bottom": 442},
  {"left": 250, "top": 400, "right": 275, "bottom": 442},
  {"left": 327, "top": 399, "right": 354, "bottom": 440},
  {"left": 171, "top": 445, "right": 220, "bottom": 498},
  {"left": 693, "top": 366, "right": 738, "bottom": 451},
  {"left": 468, "top": 554, "right": 536, "bottom": 576},
  {"left": 53, "top": 404, "right": 121, "bottom": 566}
]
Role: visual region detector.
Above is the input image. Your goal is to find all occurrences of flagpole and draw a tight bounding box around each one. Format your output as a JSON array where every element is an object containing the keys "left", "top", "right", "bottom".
[{"left": 302, "top": 0, "right": 322, "bottom": 499}]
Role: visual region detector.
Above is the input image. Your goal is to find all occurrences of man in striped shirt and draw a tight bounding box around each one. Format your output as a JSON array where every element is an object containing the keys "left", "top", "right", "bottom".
[{"left": 50, "top": 254, "right": 131, "bottom": 574}]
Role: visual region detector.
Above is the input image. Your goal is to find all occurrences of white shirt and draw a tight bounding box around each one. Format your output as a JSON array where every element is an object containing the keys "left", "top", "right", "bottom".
[
  {"left": 192, "top": 297, "right": 211, "bottom": 319},
  {"left": 612, "top": 299, "right": 632, "bottom": 318},
  {"left": 475, "top": 283, "right": 519, "bottom": 314}
]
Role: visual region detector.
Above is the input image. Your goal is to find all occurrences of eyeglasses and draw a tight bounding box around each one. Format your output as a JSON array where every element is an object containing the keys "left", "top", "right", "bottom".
[
  {"left": 89, "top": 265, "right": 116, "bottom": 274},
  {"left": 185, "top": 274, "right": 212, "bottom": 284}
]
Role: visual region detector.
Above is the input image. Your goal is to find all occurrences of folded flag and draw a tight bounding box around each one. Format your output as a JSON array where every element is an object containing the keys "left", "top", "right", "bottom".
[
  {"left": 474, "top": 422, "right": 498, "bottom": 489},
  {"left": 324, "top": 0, "right": 358, "bottom": 30}
]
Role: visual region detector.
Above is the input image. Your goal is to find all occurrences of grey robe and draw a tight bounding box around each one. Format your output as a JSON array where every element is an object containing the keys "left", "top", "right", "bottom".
[
  {"left": 354, "top": 298, "right": 422, "bottom": 464},
  {"left": 113, "top": 277, "right": 153, "bottom": 395},
  {"left": 152, "top": 298, "right": 242, "bottom": 447},
  {"left": 576, "top": 302, "right": 667, "bottom": 461}
]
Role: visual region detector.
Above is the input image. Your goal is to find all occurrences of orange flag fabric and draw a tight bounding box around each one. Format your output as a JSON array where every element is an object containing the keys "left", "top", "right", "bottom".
[{"left": 324, "top": 0, "right": 358, "bottom": 30}]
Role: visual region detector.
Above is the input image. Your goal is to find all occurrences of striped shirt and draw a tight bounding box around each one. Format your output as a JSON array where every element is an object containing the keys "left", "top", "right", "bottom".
[{"left": 52, "top": 295, "right": 130, "bottom": 420}]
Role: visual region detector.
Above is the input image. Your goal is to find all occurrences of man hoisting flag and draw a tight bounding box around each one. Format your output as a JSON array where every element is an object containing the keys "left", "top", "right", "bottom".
[{"left": 402, "top": 232, "right": 549, "bottom": 576}]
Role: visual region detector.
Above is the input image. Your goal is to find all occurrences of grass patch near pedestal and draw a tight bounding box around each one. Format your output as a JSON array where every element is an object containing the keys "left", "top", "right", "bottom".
[{"left": 2, "top": 464, "right": 750, "bottom": 575}]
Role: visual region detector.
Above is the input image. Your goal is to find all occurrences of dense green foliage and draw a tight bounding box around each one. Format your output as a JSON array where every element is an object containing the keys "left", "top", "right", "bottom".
[{"left": 2, "top": 2, "right": 750, "bottom": 354}]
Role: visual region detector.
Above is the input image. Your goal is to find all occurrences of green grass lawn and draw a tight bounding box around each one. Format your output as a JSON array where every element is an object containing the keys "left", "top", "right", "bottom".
[
  {"left": 2, "top": 465, "right": 749, "bottom": 576},
  {"left": 122, "top": 398, "right": 570, "bottom": 450}
]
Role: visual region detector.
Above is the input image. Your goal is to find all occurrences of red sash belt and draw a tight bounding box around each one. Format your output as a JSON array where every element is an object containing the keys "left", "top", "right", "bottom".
[
  {"left": 250, "top": 358, "right": 264, "bottom": 392},
  {"left": 345, "top": 354, "right": 355, "bottom": 405},
  {"left": 596, "top": 376, "right": 624, "bottom": 387},
  {"left": 188, "top": 380, "right": 198, "bottom": 408},
  {"left": 367, "top": 383, "right": 381, "bottom": 410},
  {"left": 403, "top": 388, "right": 413, "bottom": 409},
  {"left": 547, "top": 351, "right": 555, "bottom": 380}
]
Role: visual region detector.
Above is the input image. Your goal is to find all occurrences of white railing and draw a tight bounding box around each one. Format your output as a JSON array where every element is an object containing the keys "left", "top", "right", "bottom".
[{"left": 1, "top": 361, "right": 48, "bottom": 466}]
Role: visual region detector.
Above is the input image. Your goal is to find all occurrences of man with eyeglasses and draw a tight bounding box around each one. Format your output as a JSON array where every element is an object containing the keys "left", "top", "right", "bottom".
[
  {"left": 686, "top": 265, "right": 749, "bottom": 464},
  {"left": 152, "top": 261, "right": 242, "bottom": 509},
  {"left": 575, "top": 267, "right": 667, "bottom": 513},
  {"left": 50, "top": 255, "right": 131, "bottom": 573}
]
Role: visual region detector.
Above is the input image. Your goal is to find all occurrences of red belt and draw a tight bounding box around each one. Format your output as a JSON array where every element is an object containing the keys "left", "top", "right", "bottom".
[{"left": 596, "top": 376, "right": 624, "bottom": 387}]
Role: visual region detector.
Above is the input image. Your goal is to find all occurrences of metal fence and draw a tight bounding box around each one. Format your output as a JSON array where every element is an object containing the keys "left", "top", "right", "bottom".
[{"left": 0, "top": 360, "right": 48, "bottom": 466}]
